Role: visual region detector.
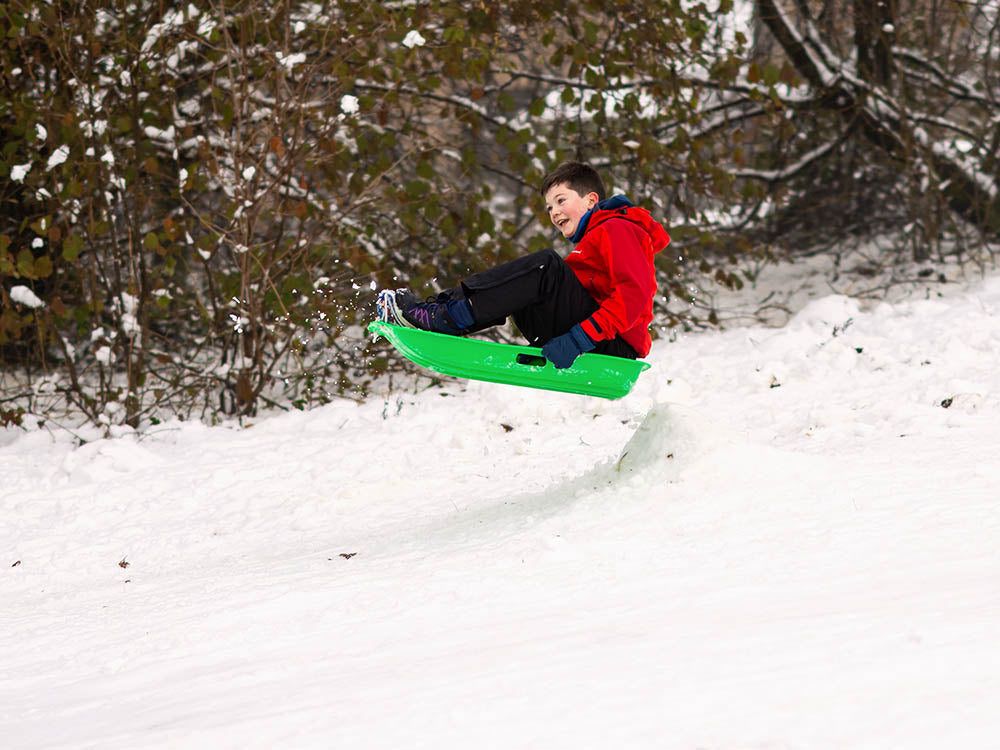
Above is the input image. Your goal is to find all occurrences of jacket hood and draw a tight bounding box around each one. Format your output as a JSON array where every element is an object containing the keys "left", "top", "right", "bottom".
[{"left": 583, "top": 201, "right": 670, "bottom": 254}]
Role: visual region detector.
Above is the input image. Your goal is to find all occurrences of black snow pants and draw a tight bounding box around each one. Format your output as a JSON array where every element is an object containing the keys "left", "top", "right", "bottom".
[{"left": 444, "top": 248, "right": 638, "bottom": 359}]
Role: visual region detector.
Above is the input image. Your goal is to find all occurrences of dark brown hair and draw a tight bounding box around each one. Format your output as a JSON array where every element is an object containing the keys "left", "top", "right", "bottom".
[{"left": 539, "top": 161, "right": 606, "bottom": 202}]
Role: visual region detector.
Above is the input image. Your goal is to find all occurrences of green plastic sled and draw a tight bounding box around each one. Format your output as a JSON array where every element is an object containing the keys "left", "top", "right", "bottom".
[{"left": 368, "top": 321, "right": 649, "bottom": 400}]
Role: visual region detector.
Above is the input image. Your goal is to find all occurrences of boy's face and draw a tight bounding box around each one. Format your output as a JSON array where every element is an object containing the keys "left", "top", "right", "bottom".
[{"left": 544, "top": 182, "right": 598, "bottom": 239}]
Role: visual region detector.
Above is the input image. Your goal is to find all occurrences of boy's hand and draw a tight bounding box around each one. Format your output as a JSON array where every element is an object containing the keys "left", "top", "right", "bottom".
[{"left": 542, "top": 324, "right": 596, "bottom": 369}]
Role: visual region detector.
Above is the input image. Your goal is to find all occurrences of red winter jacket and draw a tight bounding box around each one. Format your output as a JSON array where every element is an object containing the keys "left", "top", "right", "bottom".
[{"left": 566, "top": 206, "right": 670, "bottom": 357}]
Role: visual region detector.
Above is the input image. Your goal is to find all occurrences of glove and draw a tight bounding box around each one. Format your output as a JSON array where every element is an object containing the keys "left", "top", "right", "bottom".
[{"left": 542, "top": 324, "right": 596, "bottom": 369}]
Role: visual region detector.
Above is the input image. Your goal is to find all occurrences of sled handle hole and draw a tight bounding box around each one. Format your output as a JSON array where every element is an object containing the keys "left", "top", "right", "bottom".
[{"left": 516, "top": 353, "right": 548, "bottom": 368}]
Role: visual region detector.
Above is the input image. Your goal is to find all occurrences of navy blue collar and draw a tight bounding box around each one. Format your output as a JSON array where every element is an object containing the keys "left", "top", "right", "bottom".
[{"left": 569, "top": 195, "right": 634, "bottom": 243}]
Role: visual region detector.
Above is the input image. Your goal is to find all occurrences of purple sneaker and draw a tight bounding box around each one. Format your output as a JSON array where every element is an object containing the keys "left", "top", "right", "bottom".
[{"left": 377, "top": 288, "right": 471, "bottom": 335}]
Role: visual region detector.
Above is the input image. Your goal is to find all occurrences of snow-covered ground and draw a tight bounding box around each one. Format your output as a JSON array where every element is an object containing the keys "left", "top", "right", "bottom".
[{"left": 4, "top": 261, "right": 1000, "bottom": 749}]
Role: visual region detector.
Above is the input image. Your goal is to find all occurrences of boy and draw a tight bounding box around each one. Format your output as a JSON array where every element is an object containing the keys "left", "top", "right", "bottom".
[{"left": 377, "top": 161, "right": 670, "bottom": 369}]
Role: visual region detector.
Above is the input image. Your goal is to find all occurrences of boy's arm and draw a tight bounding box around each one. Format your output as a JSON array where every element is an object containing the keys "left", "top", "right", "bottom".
[{"left": 578, "top": 220, "right": 656, "bottom": 343}]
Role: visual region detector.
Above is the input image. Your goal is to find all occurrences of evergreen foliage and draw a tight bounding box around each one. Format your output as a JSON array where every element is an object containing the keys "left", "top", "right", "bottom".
[{"left": 1, "top": 0, "right": 996, "bottom": 426}]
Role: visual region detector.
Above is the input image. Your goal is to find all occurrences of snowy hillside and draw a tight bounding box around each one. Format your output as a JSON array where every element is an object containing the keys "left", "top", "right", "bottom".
[{"left": 4, "top": 268, "right": 1000, "bottom": 749}]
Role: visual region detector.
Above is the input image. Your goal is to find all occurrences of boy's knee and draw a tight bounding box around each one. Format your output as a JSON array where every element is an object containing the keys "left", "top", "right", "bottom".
[{"left": 525, "top": 248, "right": 566, "bottom": 275}]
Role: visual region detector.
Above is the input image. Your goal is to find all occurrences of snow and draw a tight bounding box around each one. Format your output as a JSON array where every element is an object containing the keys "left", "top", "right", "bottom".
[
  {"left": 4, "top": 268, "right": 1000, "bottom": 748},
  {"left": 9, "top": 285, "right": 45, "bottom": 309},
  {"left": 402, "top": 30, "right": 427, "bottom": 49},
  {"left": 46, "top": 145, "right": 70, "bottom": 170},
  {"left": 141, "top": 4, "right": 202, "bottom": 54},
  {"left": 276, "top": 52, "right": 307, "bottom": 71},
  {"left": 340, "top": 94, "right": 359, "bottom": 114},
  {"left": 94, "top": 345, "right": 114, "bottom": 366},
  {"left": 11, "top": 162, "right": 31, "bottom": 182}
]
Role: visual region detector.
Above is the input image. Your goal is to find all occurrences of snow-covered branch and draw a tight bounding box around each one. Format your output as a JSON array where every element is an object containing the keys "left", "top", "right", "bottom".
[
  {"left": 754, "top": 0, "right": 1000, "bottom": 232},
  {"left": 733, "top": 138, "right": 841, "bottom": 183}
]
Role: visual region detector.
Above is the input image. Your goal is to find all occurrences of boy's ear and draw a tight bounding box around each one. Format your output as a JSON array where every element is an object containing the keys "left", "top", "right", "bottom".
[{"left": 585, "top": 191, "right": 599, "bottom": 208}]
